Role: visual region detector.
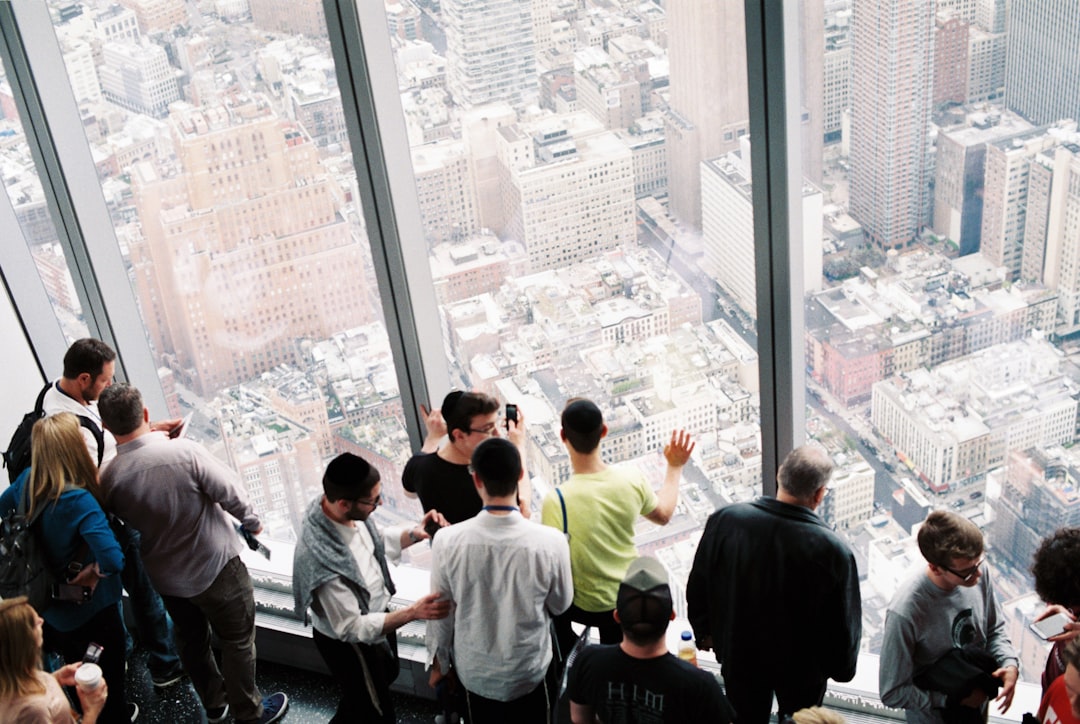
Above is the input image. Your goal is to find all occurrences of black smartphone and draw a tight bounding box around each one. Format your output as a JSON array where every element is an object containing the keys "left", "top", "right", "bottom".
[
  {"left": 425, "top": 519, "right": 441, "bottom": 539},
  {"left": 505, "top": 403, "right": 518, "bottom": 430},
  {"left": 83, "top": 642, "right": 104, "bottom": 664},
  {"left": 52, "top": 583, "right": 92, "bottom": 604}
]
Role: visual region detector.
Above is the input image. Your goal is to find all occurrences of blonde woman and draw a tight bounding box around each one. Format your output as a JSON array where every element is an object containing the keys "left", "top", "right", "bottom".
[
  {"left": 0, "top": 414, "right": 129, "bottom": 723},
  {"left": 0, "top": 597, "right": 108, "bottom": 723}
]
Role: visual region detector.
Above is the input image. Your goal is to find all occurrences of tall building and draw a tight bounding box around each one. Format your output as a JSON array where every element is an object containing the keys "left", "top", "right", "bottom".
[
  {"left": 663, "top": 1, "right": 748, "bottom": 229},
  {"left": 993, "top": 448, "right": 1080, "bottom": 574},
  {"left": 129, "top": 100, "right": 375, "bottom": 395},
  {"left": 823, "top": 15, "right": 852, "bottom": 144},
  {"left": 1025, "top": 140, "right": 1080, "bottom": 335},
  {"left": 701, "top": 150, "right": 823, "bottom": 321},
  {"left": 849, "top": 0, "right": 934, "bottom": 251},
  {"left": 1004, "top": 1, "right": 1080, "bottom": 126},
  {"left": 495, "top": 113, "right": 636, "bottom": 272},
  {"left": 980, "top": 123, "right": 1070, "bottom": 281},
  {"left": 411, "top": 139, "right": 481, "bottom": 245},
  {"left": 664, "top": 0, "right": 823, "bottom": 229},
  {"left": 249, "top": 0, "right": 327, "bottom": 37},
  {"left": 99, "top": 41, "right": 181, "bottom": 118},
  {"left": 931, "top": 112, "right": 1033, "bottom": 257},
  {"left": 443, "top": 0, "right": 537, "bottom": 108}
]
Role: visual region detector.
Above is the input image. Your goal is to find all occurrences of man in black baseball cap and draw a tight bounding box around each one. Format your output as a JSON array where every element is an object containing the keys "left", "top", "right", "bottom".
[{"left": 566, "top": 557, "right": 735, "bottom": 723}]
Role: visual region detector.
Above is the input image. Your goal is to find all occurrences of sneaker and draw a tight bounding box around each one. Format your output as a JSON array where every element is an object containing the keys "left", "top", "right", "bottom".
[
  {"left": 207, "top": 704, "right": 229, "bottom": 723},
  {"left": 257, "top": 692, "right": 288, "bottom": 724},
  {"left": 150, "top": 665, "right": 186, "bottom": 688},
  {"left": 128, "top": 702, "right": 139, "bottom": 722}
]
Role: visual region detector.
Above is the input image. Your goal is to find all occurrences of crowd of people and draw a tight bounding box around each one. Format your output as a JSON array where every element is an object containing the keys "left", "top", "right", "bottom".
[{"left": 2, "top": 339, "right": 1079, "bottom": 724}]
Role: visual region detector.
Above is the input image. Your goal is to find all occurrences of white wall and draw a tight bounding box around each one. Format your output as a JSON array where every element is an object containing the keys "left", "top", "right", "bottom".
[{"left": 0, "top": 290, "right": 46, "bottom": 455}]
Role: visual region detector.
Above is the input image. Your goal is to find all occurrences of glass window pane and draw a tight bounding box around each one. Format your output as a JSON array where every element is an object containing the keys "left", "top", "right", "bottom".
[
  {"left": 809, "top": 0, "right": 1070, "bottom": 691},
  {"left": 0, "top": 59, "right": 90, "bottom": 342},
  {"left": 45, "top": 2, "right": 427, "bottom": 599},
  {"left": 383, "top": 0, "right": 760, "bottom": 603}
]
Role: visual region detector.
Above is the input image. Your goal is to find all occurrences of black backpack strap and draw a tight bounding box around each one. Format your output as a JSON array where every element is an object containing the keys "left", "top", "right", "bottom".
[
  {"left": 76, "top": 416, "right": 105, "bottom": 468},
  {"left": 33, "top": 382, "right": 51, "bottom": 416}
]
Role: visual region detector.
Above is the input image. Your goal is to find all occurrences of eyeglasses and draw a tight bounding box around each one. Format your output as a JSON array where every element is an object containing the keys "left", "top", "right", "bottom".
[
  {"left": 354, "top": 494, "right": 382, "bottom": 508},
  {"left": 942, "top": 557, "right": 983, "bottom": 582},
  {"left": 468, "top": 422, "right": 499, "bottom": 436}
]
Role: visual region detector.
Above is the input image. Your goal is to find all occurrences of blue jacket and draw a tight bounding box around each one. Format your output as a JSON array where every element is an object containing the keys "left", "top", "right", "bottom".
[{"left": 0, "top": 469, "right": 123, "bottom": 631}]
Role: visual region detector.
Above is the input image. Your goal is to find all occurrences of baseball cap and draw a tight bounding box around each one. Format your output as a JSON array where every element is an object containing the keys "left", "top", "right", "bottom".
[{"left": 616, "top": 556, "right": 673, "bottom": 638}]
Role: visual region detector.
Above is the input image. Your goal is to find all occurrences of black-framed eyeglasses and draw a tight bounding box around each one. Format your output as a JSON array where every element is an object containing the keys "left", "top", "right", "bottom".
[
  {"left": 354, "top": 494, "right": 382, "bottom": 508},
  {"left": 942, "top": 557, "right": 983, "bottom": 582},
  {"left": 468, "top": 422, "right": 499, "bottom": 436}
]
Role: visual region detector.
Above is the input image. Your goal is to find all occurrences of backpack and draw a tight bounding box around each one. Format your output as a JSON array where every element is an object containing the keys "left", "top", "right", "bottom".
[
  {"left": 3, "top": 382, "right": 105, "bottom": 482},
  {"left": 0, "top": 480, "right": 58, "bottom": 611}
]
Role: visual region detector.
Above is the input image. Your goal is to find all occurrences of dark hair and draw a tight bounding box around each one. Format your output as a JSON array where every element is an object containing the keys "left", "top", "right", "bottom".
[
  {"left": 471, "top": 438, "right": 521, "bottom": 498},
  {"left": 445, "top": 392, "right": 499, "bottom": 441},
  {"left": 98, "top": 383, "right": 144, "bottom": 436},
  {"left": 323, "top": 453, "right": 380, "bottom": 502},
  {"left": 777, "top": 445, "right": 833, "bottom": 499},
  {"left": 561, "top": 398, "right": 604, "bottom": 453},
  {"left": 917, "top": 510, "right": 983, "bottom": 567},
  {"left": 1032, "top": 528, "right": 1080, "bottom": 609},
  {"left": 62, "top": 338, "right": 116, "bottom": 380}
]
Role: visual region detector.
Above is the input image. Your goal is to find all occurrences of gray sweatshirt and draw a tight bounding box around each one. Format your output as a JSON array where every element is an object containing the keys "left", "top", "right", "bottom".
[{"left": 879, "top": 566, "right": 1018, "bottom": 724}]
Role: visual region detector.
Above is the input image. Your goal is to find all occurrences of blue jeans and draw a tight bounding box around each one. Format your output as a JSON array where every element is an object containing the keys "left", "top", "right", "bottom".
[{"left": 116, "top": 522, "right": 181, "bottom": 676}]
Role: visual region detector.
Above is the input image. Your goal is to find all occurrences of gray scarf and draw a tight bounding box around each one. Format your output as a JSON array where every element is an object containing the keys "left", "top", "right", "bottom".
[{"left": 292, "top": 497, "right": 395, "bottom": 623}]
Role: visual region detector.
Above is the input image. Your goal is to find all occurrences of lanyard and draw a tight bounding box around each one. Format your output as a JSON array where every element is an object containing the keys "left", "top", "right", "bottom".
[{"left": 482, "top": 505, "right": 518, "bottom": 512}]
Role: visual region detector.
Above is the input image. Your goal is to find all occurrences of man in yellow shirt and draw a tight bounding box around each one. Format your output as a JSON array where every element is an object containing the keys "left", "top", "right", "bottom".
[{"left": 541, "top": 398, "right": 693, "bottom": 656}]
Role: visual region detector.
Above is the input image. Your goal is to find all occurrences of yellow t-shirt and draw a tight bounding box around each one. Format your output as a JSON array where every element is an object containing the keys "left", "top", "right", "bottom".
[{"left": 541, "top": 466, "right": 658, "bottom": 612}]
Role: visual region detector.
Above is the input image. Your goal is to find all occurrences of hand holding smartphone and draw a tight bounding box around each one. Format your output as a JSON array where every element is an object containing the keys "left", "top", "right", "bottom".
[{"left": 1030, "top": 611, "right": 1072, "bottom": 640}]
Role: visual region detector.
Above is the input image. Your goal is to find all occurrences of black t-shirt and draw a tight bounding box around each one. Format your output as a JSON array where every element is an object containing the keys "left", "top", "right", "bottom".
[
  {"left": 566, "top": 645, "right": 735, "bottom": 724},
  {"left": 401, "top": 452, "right": 482, "bottom": 525}
]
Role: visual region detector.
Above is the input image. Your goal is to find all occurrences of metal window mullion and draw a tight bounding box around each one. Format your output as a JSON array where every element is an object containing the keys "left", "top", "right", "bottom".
[
  {"left": 0, "top": 1, "right": 168, "bottom": 414},
  {"left": 324, "top": 0, "right": 450, "bottom": 450},
  {"left": 744, "top": 0, "right": 806, "bottom": 495}
]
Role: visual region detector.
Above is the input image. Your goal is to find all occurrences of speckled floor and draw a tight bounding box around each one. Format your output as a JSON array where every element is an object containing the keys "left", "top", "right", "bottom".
[{"left": 124, "top": 647, "right": 444, "bottom": 723}]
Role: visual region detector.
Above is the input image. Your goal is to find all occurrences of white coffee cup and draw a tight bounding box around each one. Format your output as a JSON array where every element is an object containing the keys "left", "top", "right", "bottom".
[{"left": 74, "top": 663, "right": 102, "bottom": 691}]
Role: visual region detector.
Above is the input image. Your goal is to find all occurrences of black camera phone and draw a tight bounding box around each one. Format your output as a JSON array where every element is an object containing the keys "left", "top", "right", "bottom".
[
  {"left": 424, "top": 518, "right": 441, "bottom": 539},
  {"left": 83, "top": 642, "right": 104, "bottom": 664},
  {"left": 505, "top": 403, "right": 518, "bottom": 430},
  {"left": 52, "top": 583, "right": 92, "bottom": 604}
]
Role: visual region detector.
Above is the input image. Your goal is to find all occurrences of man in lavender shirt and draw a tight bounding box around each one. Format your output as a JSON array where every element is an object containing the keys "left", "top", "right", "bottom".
[{"left": 98, "top": 383, "right": 288, "bottom": 724}]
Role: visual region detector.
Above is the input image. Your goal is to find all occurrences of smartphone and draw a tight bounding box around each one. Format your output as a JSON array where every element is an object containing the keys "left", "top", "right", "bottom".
[
  {"left": 83, "top": 642, "right": 104, "bottom": 664},
  {"left": 1030, "top": 611, "right": 1072, "bottom": 640},
  {"left": 505, "top": 403, "right": 518, "bottom": 430},
  {"left": 171, "top": 411, "right": 194, "bottom": 439},
  {"left": 425, "top": 518, "right": 441, "bottom": 540},
  {"left": 52, "top": 583, "right": 92, "bottom": 604}
]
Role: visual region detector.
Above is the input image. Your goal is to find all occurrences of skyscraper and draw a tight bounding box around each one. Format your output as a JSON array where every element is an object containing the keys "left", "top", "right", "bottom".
[
  {"left": 849, "top": 0, "right": 934, "bottom": 251},
  {"left": 130, "top": 100, "right": 374, "bottom": 395},
  {"left": 443, "top": 0, "right": 537, "bottom": 108},
  {"left": 664, "top": 0, "right": 823, "bottom": 230},
  {"left": 664, "top": 1, "right": 749, "bottom": 229},
  {"left": 1005, "top": 1, "right": 1080, "bottom": 126}
]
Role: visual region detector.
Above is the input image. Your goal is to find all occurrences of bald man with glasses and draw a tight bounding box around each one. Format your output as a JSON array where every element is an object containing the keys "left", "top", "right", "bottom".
[{"left": 880, "top": 510, "right": 1019, "bottom": 723}]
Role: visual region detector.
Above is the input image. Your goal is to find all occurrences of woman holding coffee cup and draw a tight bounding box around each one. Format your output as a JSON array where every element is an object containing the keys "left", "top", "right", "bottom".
[
  {"left": 0, "top": 414, "right": 128, "bottom": 722},
  {"left": 0, "top": 596, "right": 108, "bottom": 723}
]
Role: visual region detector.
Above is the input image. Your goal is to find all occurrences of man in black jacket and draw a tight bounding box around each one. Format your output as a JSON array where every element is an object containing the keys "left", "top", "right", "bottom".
[{"left": 687, "top": 445, "right": 861, "bottom": 724}]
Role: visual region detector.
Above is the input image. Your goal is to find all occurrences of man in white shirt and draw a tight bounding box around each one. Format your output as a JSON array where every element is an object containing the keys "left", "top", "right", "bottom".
[
  {"left": 292, "top": 453, "right": 451, "bottom": 723},
  {"left": 427, "top": 437, "right": 573, "bottom": 724}
]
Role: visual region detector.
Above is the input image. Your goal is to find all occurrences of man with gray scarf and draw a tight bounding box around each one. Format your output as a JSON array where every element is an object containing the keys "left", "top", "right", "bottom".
[{"left": 293, "top": 453, "right": 450, "bottom": 723}]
